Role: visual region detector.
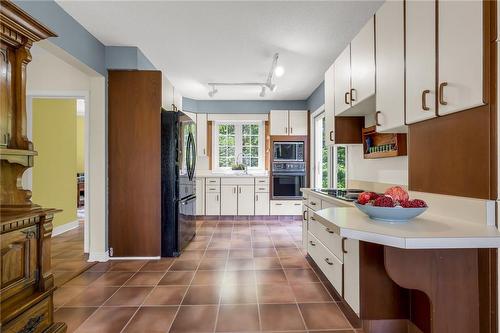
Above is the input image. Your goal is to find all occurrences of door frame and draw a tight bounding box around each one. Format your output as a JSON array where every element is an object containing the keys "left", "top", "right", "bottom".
[{"left": 26, "top": 90, "right": 91, "bottom": 253}]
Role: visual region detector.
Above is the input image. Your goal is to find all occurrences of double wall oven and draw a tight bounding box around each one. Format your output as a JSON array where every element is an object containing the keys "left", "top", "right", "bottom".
[{"left": 272, "top": 141, "right": 306, "bottom": 199}]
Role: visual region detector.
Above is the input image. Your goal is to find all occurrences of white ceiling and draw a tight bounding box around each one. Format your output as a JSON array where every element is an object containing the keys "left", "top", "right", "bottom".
[{"left": 57, "top": 1, "right": 383, "bottom": 101}]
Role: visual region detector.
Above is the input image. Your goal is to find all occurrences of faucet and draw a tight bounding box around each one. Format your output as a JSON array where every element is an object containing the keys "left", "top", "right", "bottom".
[{"left": 236, "top": 153, "right": 248, "bottom": 174}]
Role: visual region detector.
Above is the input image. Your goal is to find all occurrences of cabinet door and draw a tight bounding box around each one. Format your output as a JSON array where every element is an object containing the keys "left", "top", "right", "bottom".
[
  {"left": 270, "top": 110, "right": 289, "bottom": 135},
  {"left": 196, "top": 113, "right": 207, "bottom": 156},
  {"left": 238, "top": 185, "right": 255, "bottom": 215},
  {"left": 343, "top": 238, "right": 360, "bottom": 315},
  {"left": 375, "top": 1, "right": 406, "bottom": 133},
  {"left": 288, "top": 110, "right": 308, "bottom": 135},
  {"left": 350, "top": 16, "right": 375, "bottom": 106},
  {"left": 195, "top": 178, "right": 205, "bottom": 215},
  {"left": 221, "top": 185, "right": 238, "bottom": 215},
  {"left": 205, "top": 192, "right": 220, "bottom": 215},
  {"left": 334, "top": 46, "right": 352, "bottom": 115},
  {"left": 438, "top": 0, "right": 483, "bottom": 116},
  {"left": 405, "top": 0, "right": 436, "bottom": 124},
  {"left": 255, "top": 192, "right": 269, "bottom": 216},
  {"left": 324, "top": 64, "right": 335, "bottom": 145}
]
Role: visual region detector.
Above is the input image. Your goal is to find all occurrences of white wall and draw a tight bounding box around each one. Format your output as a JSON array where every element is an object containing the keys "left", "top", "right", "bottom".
[
  {"left": 347, "top": 145, "right": 408, "bottom": 186},
  {"left": 27, "top": 43, "right": 107, "bottom": 261}
]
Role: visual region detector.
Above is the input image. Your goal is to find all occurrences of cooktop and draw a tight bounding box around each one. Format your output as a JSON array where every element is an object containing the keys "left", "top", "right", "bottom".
[{"left": 312, "top": 188, "right": 364, "bottom": 202}]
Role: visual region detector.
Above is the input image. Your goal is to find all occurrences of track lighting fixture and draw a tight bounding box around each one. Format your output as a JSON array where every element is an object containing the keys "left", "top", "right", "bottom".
[
  {"left": 259, "top": 86, "right": 266, "bottom": 98},
  {"left": 207, "top": 52, "right": 283, "bottom": 97},
  {"left": 208, "top": 85, "right": 218, "bottom": 98}
]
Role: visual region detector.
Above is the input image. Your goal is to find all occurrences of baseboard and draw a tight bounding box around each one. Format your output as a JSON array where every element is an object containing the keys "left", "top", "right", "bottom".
[
  {"left": 88, "top": 251, "right": 109, "bottom": 262},
  {"left": 52, "top": 220, "right": 80, "bottom": 237},
  {"left": 109, "top": 256, "right": 161, "bottom": 260}
]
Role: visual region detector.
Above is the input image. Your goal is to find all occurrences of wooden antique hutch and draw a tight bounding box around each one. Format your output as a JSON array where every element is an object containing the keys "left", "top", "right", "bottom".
[{"left": 0, "top": 1, "right": 66, "bottom": 332}]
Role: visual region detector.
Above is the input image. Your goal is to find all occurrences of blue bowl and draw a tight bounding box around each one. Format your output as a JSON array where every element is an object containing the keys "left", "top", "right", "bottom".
[{"left": 354, "top": 201, "right": 427, "bottom": 223}]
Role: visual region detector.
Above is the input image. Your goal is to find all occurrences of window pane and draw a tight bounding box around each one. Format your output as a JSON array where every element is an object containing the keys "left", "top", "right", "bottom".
[
  {"left": 227, "top": 147, "right": 235, "bottom": 156},
  {"left": 227, "top": 125, "right": 235, "bottom": 134},
  {"left": 242, "top": 147, "right": 250, "bottom": 155},
  {"left": 242, "top": 124, "right": 251, "bottom": 135},
  {"left": 250, "top": 147, "right": 258, "bottom": 156},
  {"left": 322, "top": 117, "right": 328, "bottom": 188},
  {"left": 218, "top": 124, "right": 236, "bottom": 168},
  {"left": 250, "top": 136, "right": 258, "bottom": 146},
  {"left": 250, "top": 158, "right": 258, "bottom": 167},
  {"left": 251, "top": 125, "right": 259, "bottom": 135},
  {"left": 336, "top": 146, "right": 346, "bottom": 189}
]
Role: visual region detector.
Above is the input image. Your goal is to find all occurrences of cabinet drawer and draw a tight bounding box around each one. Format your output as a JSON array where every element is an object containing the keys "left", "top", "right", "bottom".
[
  {"left": 221, "top": 177, "right": 254, "bottom": 185},
  {"left": 206, "top": 185, "right": 220, "bottom": 193},
  {"left": 270, "top": 200, "right": 302, "bottom": 216},
  {"left": 321, "top": 200, "right": 348, "bottom": 209},
  {"left": 307, "top": 197, "right": 321, "bottom": 210},
  {"left": 255, "top": 177, "right": 269, "bottom": 185},
  {"left": 309, "top": 215, "right": 343, "bottom": 262},
  {"left": 3, "top": 294, "right": 52, "bottom": 333},
  {"left": 206, "top": 178, "right": 220, "bottom": 185},
  {"left": 307, "top": 232, "right": 343, "bottom": 295},
  {"left": 255, "top": 184, "right": 269, "bottom": 193}
]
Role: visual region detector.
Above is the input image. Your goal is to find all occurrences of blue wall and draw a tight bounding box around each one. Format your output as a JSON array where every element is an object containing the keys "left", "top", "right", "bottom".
[
  {"left": 306, "top": 81, "right": 325, "bottom": 112},
  {"left": 105, "top": 46, "right": 156, "bottom": 70}
]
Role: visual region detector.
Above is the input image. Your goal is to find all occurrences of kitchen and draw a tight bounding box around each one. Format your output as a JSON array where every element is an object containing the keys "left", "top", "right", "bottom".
[{"left": 0, "top": 1, "right": 498, "bottom": 333}]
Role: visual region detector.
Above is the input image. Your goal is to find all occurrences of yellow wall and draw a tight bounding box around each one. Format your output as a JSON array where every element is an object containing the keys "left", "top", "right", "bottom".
[
  {"left": 76, "top": 115, "right": 85, "bottom": 173},
  {"left": 32, "top": 99, "right": 77, "bottom": 228}
]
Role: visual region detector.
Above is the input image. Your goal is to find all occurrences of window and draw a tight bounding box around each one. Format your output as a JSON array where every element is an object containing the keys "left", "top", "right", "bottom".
[
  {"left": 334, "top": 145, "right": 347, "bottom": 189},
  {"left": 313, "top": 111, "right": 330, "bottom": 188},
  {"left": 213, "top": 122, "right": 264, "bottom": 170}
]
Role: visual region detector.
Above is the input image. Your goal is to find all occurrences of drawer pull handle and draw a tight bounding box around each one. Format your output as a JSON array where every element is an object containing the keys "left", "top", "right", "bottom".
[
  {"left": 19, "top": 314, "right": 45, "bottom": 333},
  {"left": 344, "top": 91, "right": 350, "bottom": 105},
  {"left": 421, "top": 89, "right": 431, "bottom": 111},
  {"left": 342, "top": 237, "right": 348, "bottom": 254},
  {"left": 294, "top": 203, "right": 301, "bottom": 206},
  {"left": 275, "top": 203, "right": 283, "bottom": 206},
  {"left": 259, "top": 188, "right": 266, "bottom": 191},
  {"left": 311, "top": 216, "right": 316, "bottom": 221},
  {"left": 324, "top": 258, "right": 334, "bottom": 265},
  {"left": 325, "top": 227, "right": 334, "bottom": 234},
  {"left": 309, "top": 241, "right": 316, "bottom": 246},
  {"left": 350, "top": 88, "right": 356, "bottom": 102},
  {"left": 439, "top": 82, "right": 448, "bottom": 105},
  {"left": 329, "top": 130, "right": 334, "bottom": 142},
  {"left": 310, "top": 202, "right": 316, "bottom": 206},
  {"left": 303, "top": 210, "right": 308, "bottom": 221}
]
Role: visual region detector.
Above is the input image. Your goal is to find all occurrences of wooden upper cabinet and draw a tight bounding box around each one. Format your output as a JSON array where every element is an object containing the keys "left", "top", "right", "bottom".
[
  {"left": 375, "top": 1, "right": 406, "bottom": 133},
  {"left": 324, "top": 63, "right": 335, "bottom": 146},
  {"left": 270, "top": 110, "right": 289, "bottom": 135},
  {"left": 334, "top": 46, "right": 351, "bottom": 116},
  {"left": 437, "top": 0, "right": 483, "bottom": 116},
  {"left": 350, "top": 16, "right": 375, "bottom": 107},
  {"left": 405, "top": 0, "right": 437, "bottom": 124}
]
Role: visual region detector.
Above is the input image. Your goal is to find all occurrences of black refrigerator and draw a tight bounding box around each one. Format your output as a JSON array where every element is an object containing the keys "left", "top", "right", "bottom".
[{"left": 161, "top": 109, "right": 197, "bottom": 257}]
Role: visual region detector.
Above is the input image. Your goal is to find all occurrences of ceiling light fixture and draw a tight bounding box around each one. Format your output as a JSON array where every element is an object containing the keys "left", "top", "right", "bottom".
[
  {"left": 207, "top": 52, "right": 282, "bottom": 97},
  {"left": 259, "top": 86, "right": 266, "bottom": 98},
  {"left": 208, "top": 85, "right": 218, "bottom": 98}
]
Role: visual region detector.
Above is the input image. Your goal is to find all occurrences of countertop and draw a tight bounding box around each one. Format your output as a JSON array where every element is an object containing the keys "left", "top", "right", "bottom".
[
  {"left": 196, "top": 170, "right": 269, "bottom": 178},
  {"left": 302, "top": 188, "right": 500, "bottom": 249}
]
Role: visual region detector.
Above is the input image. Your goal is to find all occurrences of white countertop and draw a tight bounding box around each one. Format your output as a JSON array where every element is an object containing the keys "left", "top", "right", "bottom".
[
  {"left": 313, "top": 207, "right": 500, "bottom": 249},
  {"left": 196, "top": 170, "right": 269, "bottom": 178}
]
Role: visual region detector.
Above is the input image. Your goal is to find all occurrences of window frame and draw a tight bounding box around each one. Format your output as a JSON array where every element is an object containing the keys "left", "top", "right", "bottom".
[{"left": 212, "top": 121, "right": 265, "bottom": 171}]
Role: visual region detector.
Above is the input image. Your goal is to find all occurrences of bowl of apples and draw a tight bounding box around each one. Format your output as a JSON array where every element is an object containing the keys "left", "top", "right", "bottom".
[{"left": 354, "top": 186, "right": 428, "bottom": 223}]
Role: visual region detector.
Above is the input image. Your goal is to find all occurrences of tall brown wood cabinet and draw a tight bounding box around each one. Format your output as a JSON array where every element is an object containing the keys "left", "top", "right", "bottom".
[
  {"left": 0, "top": 1, "right": 66, "bottom": 332},
  {"left": 108, "top": 70, "right": 162, "bottom": 257}
]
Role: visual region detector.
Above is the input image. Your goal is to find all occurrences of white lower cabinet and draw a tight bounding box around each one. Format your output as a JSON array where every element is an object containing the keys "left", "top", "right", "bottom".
[
  {"left": 255, "top": 192, "right": 270, "bottom": 216},
  {"left": 343, "top": 238, "right": 360, "bottom": 315},
  {"left": 205, "top": 192, "right": 220, "bottom": 215},
  {"left": 195, "top": 178, "right": 205, "bottom": 215},
  {"left": 221, "top": 185, "right": 238, "bottom": 215},
  {"left": 308, "top": 232, "right": 343, "bottom": 294},
  {"left": 238, "top": 185, "right": 255, "bottom": 215}
]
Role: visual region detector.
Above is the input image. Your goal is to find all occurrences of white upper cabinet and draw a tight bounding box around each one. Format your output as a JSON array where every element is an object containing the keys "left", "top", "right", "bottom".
[
  {"left": 438, "top": 0, "right": 483, "bottom": 116},
  {"left": 375, "top": 1, "right": 406, "bottom": 133},
  {"left": 405, "top": 0, "right": 437, "bottom": 124},
  {"left": 324, "top": 63, "right": 335, "bottom": 146},
  {"left": 270, "top": 110, "right": 289, "bottom": 135},
  {"left": 288, "top": 111, "right": 308, "bottom": 135},
  {"left": 270, "top": 110, "right": 308, "bottom": 136},
  {"left": 196, "top": 113, "right": 207, "bottom": 156},
  {"left": 350, "top": 16, "right": 375, "bottom": 107},
  {"left": 238, "top": 185, "right": 255, "bottom": 215},
  {"left": 334, "top": 46, "right": 352, "bottom": 116}
]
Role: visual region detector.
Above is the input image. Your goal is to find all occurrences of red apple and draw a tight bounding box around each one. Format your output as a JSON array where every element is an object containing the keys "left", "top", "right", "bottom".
[{"left": 384, "top": 186, "right": 409, "bottom": 202}]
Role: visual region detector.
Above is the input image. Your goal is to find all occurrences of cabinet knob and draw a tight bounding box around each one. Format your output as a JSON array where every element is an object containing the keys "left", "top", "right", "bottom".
[
  {"left": 421, "top": 90, "right": 431, "bottom": 111},
  {"left": 439, "top": 82, "right": 448, "bottom": 106}
]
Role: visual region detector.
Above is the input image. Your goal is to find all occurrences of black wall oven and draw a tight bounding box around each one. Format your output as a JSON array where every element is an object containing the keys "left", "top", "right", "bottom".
[{"left": 272, "top": 162, "right": 305, "bottom": 199}]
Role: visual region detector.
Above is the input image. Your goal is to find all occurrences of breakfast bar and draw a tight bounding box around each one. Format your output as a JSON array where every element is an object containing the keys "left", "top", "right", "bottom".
[{"left": 301, "top": 188, "right": 500, "bottom": 333}]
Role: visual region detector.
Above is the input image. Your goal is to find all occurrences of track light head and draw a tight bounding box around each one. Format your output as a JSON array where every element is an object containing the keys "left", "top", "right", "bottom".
[
  {"left": 259, "top": 86, "right": 266, "bottom": 98},
  {"left": 268, "top": 83, "right": 277, "bottom": 92},
  {"left": 208, "top": 86, "right": 218, "bottom": 98}
]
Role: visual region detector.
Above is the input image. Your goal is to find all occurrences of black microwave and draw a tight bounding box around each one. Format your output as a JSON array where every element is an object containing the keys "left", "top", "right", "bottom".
[{"left": 273, "top": 141, "right": 304, "bottom": 161}]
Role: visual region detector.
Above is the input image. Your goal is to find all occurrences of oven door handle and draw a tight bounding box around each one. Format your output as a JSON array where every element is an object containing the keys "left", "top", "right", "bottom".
[{"left": 272, "top": 173, "right": 306, "bottom": 176}]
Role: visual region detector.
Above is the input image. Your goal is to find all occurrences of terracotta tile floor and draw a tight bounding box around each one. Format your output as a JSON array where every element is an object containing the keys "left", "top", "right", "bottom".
[
  {"left": 54, "top": 218, "right": 362, "bottom": 333},
  {"left": 52, "top": 220, "right": 95, "bottom": 287}
]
